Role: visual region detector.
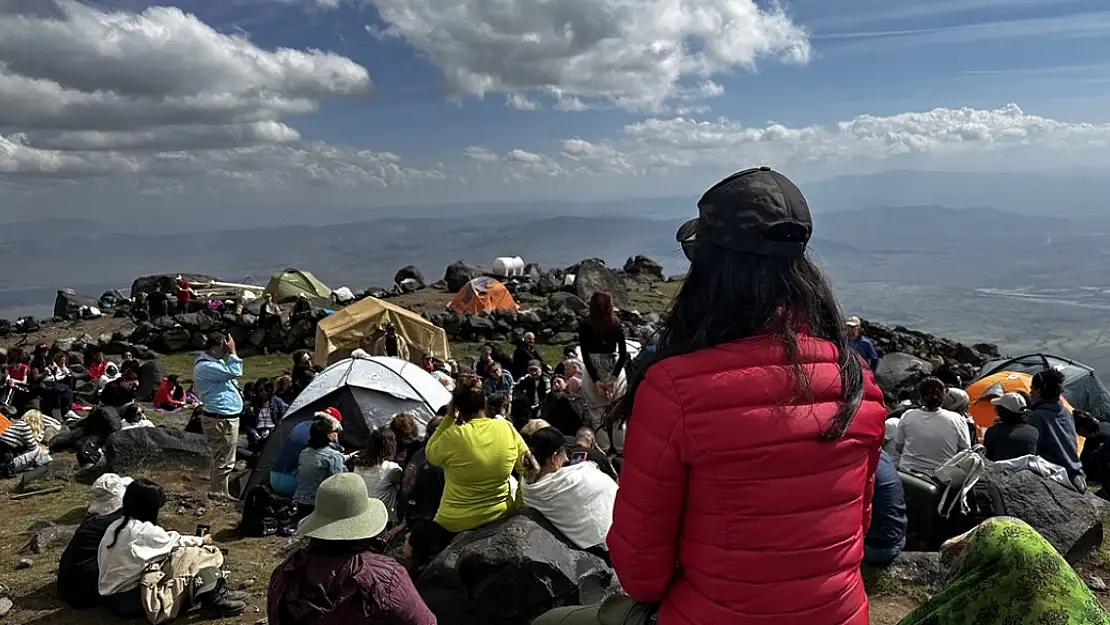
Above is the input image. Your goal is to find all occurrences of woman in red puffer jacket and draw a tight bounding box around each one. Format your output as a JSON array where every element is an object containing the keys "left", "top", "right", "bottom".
[{"left": 534, "top": 167, "right": 887, "bottom": 625}]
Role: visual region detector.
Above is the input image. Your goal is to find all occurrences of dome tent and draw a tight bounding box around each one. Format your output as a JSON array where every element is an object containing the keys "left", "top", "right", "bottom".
[
  {"left": 976, "top": 353, "right": 1110, "bottom": 422},
  {"left": 263, "top": 268, "right": 332, "bottom": 303},
  {"left": 242, "top": 356, "right": 451, "bottom": 494},
  {"left": 449, "top": 277, "right": 519, "bottom": 315}
]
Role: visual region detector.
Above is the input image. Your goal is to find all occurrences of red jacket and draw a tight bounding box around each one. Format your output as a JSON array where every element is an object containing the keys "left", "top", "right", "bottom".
[{"left": 607, "top": 335, "right": 886, "bottom": 625}]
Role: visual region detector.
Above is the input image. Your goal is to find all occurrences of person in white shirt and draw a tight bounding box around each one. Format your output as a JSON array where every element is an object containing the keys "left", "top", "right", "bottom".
[
  {"left": 896, "top": 377, "right": 972, "bottom": 475},
  {"left": 97, "top": 479, "right": 248, "bottom": 618},
  {"left": 521, "top": 427, "right": 618, "bottom": 552},
  {"left": 353, "top": 427, "right": 404, "bottom": 523}
]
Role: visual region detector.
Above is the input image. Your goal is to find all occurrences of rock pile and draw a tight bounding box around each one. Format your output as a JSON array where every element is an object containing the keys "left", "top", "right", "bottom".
[{"left": 866, "top": 319, "right": 999, "bottom": 402}]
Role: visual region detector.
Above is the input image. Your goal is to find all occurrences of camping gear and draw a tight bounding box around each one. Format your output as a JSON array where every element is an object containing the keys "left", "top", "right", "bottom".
[
  {"left": 897, "top": 517, "right": 1110, "bottom": 625},
  {"left": 242, "top": 356, "right": 451, "bottom": 495},
  {"left": 131, "top": 274, "right": 216, "bottom": 297},
  {"left": 314, "top": 296, "right": 450, "bottom": 366},
  {"left": 977, "top": 353, "right": 1110, "bottom": 422},
  {"left": 899, "top": 470, "right": 943, "bottom": 549},
  {"left": 54, "top": 289, "right": 100, "bottom": 320},
  {"left": 933, "top": 445, "right": 986, "bottom": 518},
  {"left": 492, "top": 257, "right": 525, "bottom": 278},
  {"left": 449, "top": 277, "right": 519, "bottom": 315},
  {"left": 965, "top": 371, "right": 1082, "bottom": 451},
  {"left": 263, "top": 269, "right": 332, "bottom": 304}
]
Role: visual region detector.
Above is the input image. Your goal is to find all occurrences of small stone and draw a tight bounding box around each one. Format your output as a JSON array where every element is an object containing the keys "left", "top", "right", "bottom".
[
  {"left": 196, "top": 507, "right": 207, "bottom": 517},
  {"left": 239, "top": 578, "right": 256, "bottom": 590},
  {"left": 177, "top": 507, "right": 188, "bottom": 516},
  {"left": 15, "top": 558, "right": 33, "bottom": 570},
  {"left": 1087, "top": 575, "right": 1107, "bottom": 592},
  {"left": 0, "top": 597, "right": 12, "bottom": 618}
]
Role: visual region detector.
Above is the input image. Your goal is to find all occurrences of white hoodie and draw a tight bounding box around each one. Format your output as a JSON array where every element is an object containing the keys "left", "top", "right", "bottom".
[
  {"left": 97, "top": 518, "right": 205, "bottom": 595},
  {"left": 522, "top": 462, "right": 618, "bottom": 549}
]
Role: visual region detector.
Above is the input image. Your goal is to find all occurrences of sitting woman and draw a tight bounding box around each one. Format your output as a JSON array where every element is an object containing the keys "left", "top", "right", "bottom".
[
  {"left": 521, "top": 427, "right": 618, "bottom": 554},
  {"left": 294, "top": 417, "right": 351, "bottom": 521},
  {"left": 353, "top": 427, "right": 404, "bottom": 524},
  {"left": 97, "top": 479, "right": 247, "bottom": 618},
  {"left": 896, "top": 377, "right": 972, "bottom": 474},
  {"left": 983, "top": 392, "right": 1039, "bottom": 462},
  {"left": 35, "top": 350, "right": 76, "bottom": 420},
  {"left": 270, "top": 408, "right": 343, "bottom": 496},
  {"left": 58, "top": 473, "right": 132, "bottom": 609},
  {"left": 153, "top": 374, "right": 187, "bottom": 412},
  {"left": 242, "top": 378, "right": 287, "bottom": 451},
  {"left": 419, "top": 383, "right": 529, "bottom": 568},
  {"left": 268, "top": 473, "right": 436, "bottom": 625},
  {"left": 898, "top": 517, "right": 1110, "bottom": 625}
]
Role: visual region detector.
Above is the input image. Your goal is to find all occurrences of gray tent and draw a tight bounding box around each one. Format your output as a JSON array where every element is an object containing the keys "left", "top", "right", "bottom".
[
  {"left": 242, "top": 356, "right": 452, "bottom": 495},
  {"left": 976, "top": 353, "right": 1110, "bottom": 421}
]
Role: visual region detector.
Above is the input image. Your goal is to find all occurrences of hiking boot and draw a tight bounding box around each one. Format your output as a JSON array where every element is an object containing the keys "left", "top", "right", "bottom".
[{"left": 201, "top": 580, "right": 247, "bottom": 617}]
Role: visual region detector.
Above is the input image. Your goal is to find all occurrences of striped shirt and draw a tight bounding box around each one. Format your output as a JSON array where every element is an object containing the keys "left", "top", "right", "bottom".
[{"left": 0, "top": 419, "right": 38, "bottom": 453}]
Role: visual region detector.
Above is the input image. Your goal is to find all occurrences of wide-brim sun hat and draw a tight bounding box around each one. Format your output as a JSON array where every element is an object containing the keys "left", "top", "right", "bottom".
[
  {"left": 88, "top": 473, "right": 134, "bottom": 516},
  {"left": 297, "top": 473, "right": 388, "bottom": 541}
]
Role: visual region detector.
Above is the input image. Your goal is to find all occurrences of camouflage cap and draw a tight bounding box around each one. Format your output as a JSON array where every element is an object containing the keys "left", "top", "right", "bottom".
[{"left": 677, "top": 166, "right": 812, "bottom": 258}]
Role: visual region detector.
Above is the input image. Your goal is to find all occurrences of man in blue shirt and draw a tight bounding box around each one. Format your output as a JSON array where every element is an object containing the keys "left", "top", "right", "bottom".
[
  {"left": 845, "top": 316, "right": 882, "bottom": 371},
  {"left": 864, "top": 450, "right": 908, "bottom": 566},
  {"left": 194, "top": 332, "right": 244, "bottom": 499}
]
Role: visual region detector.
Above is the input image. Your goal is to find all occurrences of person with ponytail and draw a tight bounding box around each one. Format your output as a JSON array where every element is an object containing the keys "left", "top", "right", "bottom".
[
  {"left": 895, "top": 377, "right": 971, "bottom": 475},
  {"left": 535, "top": 168, "right": 886, "bottom": 625}
]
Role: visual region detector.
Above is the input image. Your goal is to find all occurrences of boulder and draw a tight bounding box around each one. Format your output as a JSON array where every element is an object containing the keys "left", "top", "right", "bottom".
[
  {"left": 23, "top": 521, "right": 76, "bottom": 555},
  {"left": 572, "top": 260, "right": 630, "bottom": 310},
  {"left": 875, "top": 353, "right": 934, "bottom": 402},
  {"left": 547, "top": 293, "right": 588, "bottom": 315},
  {"left": 106, "top": 427, "right": 210, "bottom": 473},
  {"left": 864, "top": 551, "right": 942, "bottom": 595},
  {"left": 984, "top": 463, "right": 1105, "bottom": 563},
  {"left": 622, "top": 256, "right": 664, "bottom": 281},
  {"left": 17, "top": 458, "right": 76, "bottom": 494},
  {"left": 418, "top": 509, "right": 614, "bottom": 625},
  {"left": 445, "top": 261, "right": 483, "bottom": 292},
  {"left": 395, "top": 265, "right": 426, "bottom": 288}
]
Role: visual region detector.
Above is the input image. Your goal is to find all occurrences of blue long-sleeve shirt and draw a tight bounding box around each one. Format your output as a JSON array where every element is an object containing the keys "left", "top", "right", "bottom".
[
  {"left": 847, "top": 336, "right": 882, "bottom": 371},
  {"left": 193, "top": 353, "right": 244, "bottom": 416}
]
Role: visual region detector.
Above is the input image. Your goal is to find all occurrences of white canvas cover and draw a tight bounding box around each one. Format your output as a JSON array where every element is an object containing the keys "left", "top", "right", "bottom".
[{"left": 288, "top": 356, "right": 451, "bottom": 417}]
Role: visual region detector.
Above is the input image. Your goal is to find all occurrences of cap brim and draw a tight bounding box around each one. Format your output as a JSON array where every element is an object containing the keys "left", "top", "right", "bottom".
[
  {"left": 297, "top": 498, "right": 389, "bottom": 541},
  {"left": 676, "top": 218, "right": 698, "bottom": 244}
]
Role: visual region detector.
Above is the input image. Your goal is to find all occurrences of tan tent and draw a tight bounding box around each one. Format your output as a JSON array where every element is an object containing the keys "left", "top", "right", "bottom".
[{"left": 314, "top": 296, "right": 451, "bottom": 365}]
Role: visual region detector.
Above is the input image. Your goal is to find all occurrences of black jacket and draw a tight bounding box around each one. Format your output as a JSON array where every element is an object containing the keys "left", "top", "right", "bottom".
[{"left": 58, "top": 511, "right": 122, "bottom": 608}]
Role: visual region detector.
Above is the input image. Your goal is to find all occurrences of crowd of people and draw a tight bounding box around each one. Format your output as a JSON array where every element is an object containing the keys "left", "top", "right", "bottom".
[{"left": 9, "top": 167, "right": 1110, "bottom": 625}]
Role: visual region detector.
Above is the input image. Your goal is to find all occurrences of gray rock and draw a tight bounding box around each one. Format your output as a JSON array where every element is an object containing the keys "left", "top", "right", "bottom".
[
  {"left": 17, "top": 458, "right": 76, "bottom": 494},
  {"left": 444, "top": 261, "right": 483, "bottom": 292},
  {"left": 15, "top": 558, "right": 33, "bottom": 570},
  {"left": 0, "top": 596, "right": 12, "bottom": 618},
  {"left": 622, "top": 255, "right": 664, "bottom": 281},
  {"left": 23, "top": 522, "right": 76, "bottom": 555},
  {"left": 395, "top": 265, "right": 426, "bottom": 288},
  {"left": 418, "top": 508, "right": 613, "bottom": 625},
  {"left": 1086, "top": 575, "right": 1107, "bottom": 592},
  {"left": 547, "top": 292, "right": 588, "bottom": 314},
  {"left": 106, "top": 427, "right": 210, "bottom": 473},
  {"left": 865, "top": 552, "right": 943, "bottom": 593},
  {"left": 571, "top": 259, "right": 630, "bottom": 310}
]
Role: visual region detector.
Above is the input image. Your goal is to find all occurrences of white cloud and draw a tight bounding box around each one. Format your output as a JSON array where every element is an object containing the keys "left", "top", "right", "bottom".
[
  {"left": 463, "top": 146, "right": 499, "bottom": 163},
  {"left": 505, "top": 94, "right": 540, "bottom": 111},
  {"left": 0, "top": 1, "right": 441, "bottom": 194},
  {"left": 365, "top": 0, "right": 810, "bottom": 111},
  {"left": 487, "top": 104, "right": 1110, "bottom": 181}
]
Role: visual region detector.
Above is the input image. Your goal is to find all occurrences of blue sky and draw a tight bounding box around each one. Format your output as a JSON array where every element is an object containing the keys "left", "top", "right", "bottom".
[{"left": 4, "top": 0, "right": 1110, "bottom": 217}]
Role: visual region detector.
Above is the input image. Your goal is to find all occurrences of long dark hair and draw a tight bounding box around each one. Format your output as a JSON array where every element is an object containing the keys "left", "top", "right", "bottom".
[
  {"left": 588, "top": 292, "right": 620, "bottom": 334},
  {"left": 609, "top": 241, "right": 864, "bottom": 441},
  {"left": 107, "top": 478, "right": 165, "bottom": 549},
  {"left": 361, "top": 427, "right": 398, "bottom": 467}
]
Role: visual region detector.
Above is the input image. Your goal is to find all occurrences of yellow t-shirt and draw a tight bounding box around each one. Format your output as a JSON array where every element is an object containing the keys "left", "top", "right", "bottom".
[{"left": 425, "top": 414, "right": 528, "bottom": 532}]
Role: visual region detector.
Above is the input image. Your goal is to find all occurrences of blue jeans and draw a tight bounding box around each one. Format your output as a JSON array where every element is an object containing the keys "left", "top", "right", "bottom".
[
  {"left": 106, "top": 587, "right": 144, "bottom": 618},
  {"left": 864, "top": 537, "right": 906, "bottom": 567},
  {"left": 270, "top": 471, "right": 297, "bottom": 496}
]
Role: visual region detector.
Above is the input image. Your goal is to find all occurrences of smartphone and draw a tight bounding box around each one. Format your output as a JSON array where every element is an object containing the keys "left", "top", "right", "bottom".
[
  {"left": 568, "top": 450, "right": 588, "bottom": 465},
  {"left": 195, "top": 524, "right": 211, "bottom": 537}
]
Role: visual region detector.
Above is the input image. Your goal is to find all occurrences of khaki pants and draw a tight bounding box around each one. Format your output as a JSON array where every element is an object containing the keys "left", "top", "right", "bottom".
[
  {"left": 533, "top": 596, "right": 656, "bottom": 625},
  {"left": 201, "top": 416, "right": 239, "bottom": 496}
]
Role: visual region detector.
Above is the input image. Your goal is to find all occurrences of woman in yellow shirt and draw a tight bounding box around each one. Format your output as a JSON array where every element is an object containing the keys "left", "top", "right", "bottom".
[{"left": 416, "top": 381, "right": 530, "bottom": 568}]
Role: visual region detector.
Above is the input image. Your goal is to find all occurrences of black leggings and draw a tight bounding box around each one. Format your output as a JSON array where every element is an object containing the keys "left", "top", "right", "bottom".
[{"left": 408, "top": 519, "right": 457, "bottom": 572}]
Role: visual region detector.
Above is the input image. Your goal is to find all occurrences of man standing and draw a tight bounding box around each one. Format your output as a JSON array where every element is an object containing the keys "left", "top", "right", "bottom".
[
  {"left": 845, "top": 316, "right": 882, "bottom": 371},
  {"left": 372, "top": 323, "right": 410, "bottom": 360},
  {"left": 512, "top": 332, "right": 544, "bottom": 380},
  {"left": 194, "top": 332, "right": 243, "bottom": 500}
]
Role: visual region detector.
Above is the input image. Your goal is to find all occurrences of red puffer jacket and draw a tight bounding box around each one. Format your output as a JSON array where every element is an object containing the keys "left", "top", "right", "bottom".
[{"left": 607, "top": 335, "right": 886, "bottom": 625}]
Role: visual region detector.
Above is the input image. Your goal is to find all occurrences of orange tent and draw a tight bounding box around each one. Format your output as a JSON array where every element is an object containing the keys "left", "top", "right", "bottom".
[
  {"left": 965, "top": 371, "right": 1081, "bottom": 450},
  {"left": 449, "top": 277, "right": 519, "bottom": 314}
]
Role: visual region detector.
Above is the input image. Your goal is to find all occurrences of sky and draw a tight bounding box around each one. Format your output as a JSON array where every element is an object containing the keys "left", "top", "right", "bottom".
[{"left": 4, "top": 0, "right": 1110, "bottom": 220}]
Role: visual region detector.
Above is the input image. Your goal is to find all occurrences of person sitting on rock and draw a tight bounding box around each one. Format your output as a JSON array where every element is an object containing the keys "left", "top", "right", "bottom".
[
  {"left": 483, "top": 361, "right": 514, "bottom": 398},
  {"left": 99, "top": 370, "right": 139, "bottom": 410},
  {"left": 418, "top": 383, "right": 529, "bottom": 569},
  {"left": 242, "top": 378, "right": 287, "bottom": 452},
  {"left": 295, "top": 416, "right": 355, "bottom": 521},
  {"left": 0, "top": 409, "right": 52, "bottom": 476},
  {"left": 119, "top": 404, "right": 155, "bottom": 430},
  {"left": 353, "top": 427, "right": 403, "bottom": 525},
  {"left": 269, "top": 407, "right": 343, "bottom": 496},
  {"left": 942, "top": 387, "right": 981, "bottom": 446},
  {"left": 844, "top": 316, "right": 882, "bottom": 371},
  {"left": 1074, "top": 410, "right": 1110, "bottom": 484},
  {"left": 896, "top": 377, "right": 971, "bottom": 475},
  {"left": 568, "top": 427, "right": 618, "bottom": 481},
  {"left": 390, "top": 415, "right": 446, "bottom": 562},
  {"left": 983, "top": 393, "right": 1039, "bottom": 462},
  {"left": 372, "top": 323, "right": 410, "bottom": 360},
  {"left": 511, "top": 332, "right": 544, "bottom": 380},
  {"left": 268, "top": 473, "right": 436, "bottom": 625},
  {"left": 289, "top": 350, "right": 318, "bottom": 400},
  {"left": 58, "top": 473, "right": 133, "bottom": 609},
  {"left": 32, "top": 350, "right": 77, "bottom": 421},
  {"left": 97, "top": 478, "right": 247, "bottom": 619},
  {"left": 513, "top": 360, "right": 550, "bottom": 420},
  {"left": 87, "top": 351, "right": 111, "bottom": 383},
  {"left": 486, "top": 392, "right": 510, "bottom": 420},
  {"left": 152, "top": 374, "right": 186, "bottom": 412},
  {"left": 863, "top": 450, "right": 907, "bottom": 566},
  {"left": 521, "top": 426, "right": 618, "bottom": 555},
  {"left": 1028, "top": 369, "right": 1086, "bottom": 492}
]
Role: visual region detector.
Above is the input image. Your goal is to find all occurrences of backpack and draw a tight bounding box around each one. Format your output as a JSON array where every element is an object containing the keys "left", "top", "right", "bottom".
[
  {"left": 933, "top": 444, "right": 986, "bottom": 518},
  {"left": 238, "top": 483, "right": 296, "bottom": 538}
]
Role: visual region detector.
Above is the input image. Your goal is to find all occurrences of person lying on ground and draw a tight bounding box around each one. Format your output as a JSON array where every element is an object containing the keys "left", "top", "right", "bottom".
[
  {"left": 58, "top": 473, "right": 133, "bottom": 609},
  {"left": 269, "top": 473, "right": 435, "bottom": 625}
]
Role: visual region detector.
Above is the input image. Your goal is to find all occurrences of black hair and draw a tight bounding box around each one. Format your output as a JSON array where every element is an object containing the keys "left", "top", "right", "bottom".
[
  {"left": 609, "top": 235, "right": 864, "bottom": 441},
  {"left": 308, "top": 418, "right": 336, "bottom": 449},
  {"left": 527, "top": 427, "right": 567, "bottom": 467},
  {"left": 487, "top": 392, "right": 508, "bottom": 416},
  {"left": 563, "top": 345, "right": 578, "bottom": 358},
  {"left": 453, "top": 385, "right": 487, "bottom": 418},
  {"left": 918, "top": 377, "right": 946, "bottom": 411},
  {"left": 204, "top": 332, "right": 227, "bottom": 350},
  {"left": 435, "top": 404, "right": 449, "bottom": 417},
  {"left": 123, "top": 404, "right": 144, "bottom": 424},
  {"left": 1073, "top": 409, "right": 1100, "bottom": 437},
  {"left": 426, "top": 416, "right": 444, "bottom": 437},
  {"left": 107, "top": 478, "right": 165, "bottom": 549},
  {"left": 1032, "top": 369, "right": 1066, "bottom": 399},
  {"left": 995, "top": 405, "right": 1027, "bottom": 425},
  {"left": 361, "top": 427, "right": 398, "bottom": 467}
]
